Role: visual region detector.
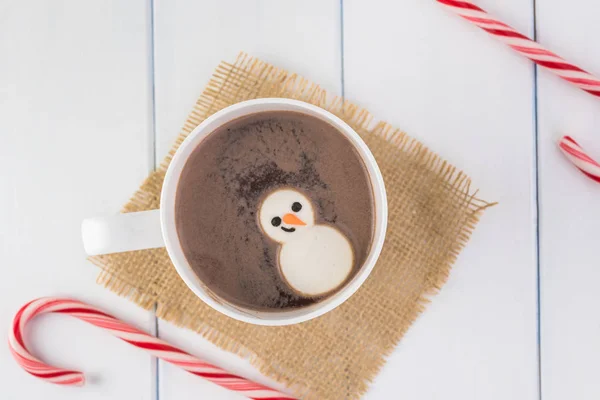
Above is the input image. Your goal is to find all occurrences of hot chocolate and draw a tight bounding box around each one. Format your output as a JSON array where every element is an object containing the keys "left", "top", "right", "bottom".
[{"left": 175, "top": 110, "right": 375, "bottom": 311}]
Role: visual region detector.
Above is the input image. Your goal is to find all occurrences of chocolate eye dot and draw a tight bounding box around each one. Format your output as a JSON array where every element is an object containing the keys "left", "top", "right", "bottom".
[
  {"left": 291, "top": 202, "right": 302, "bottom": 212},
  {"left": 271, "top": 217, "right": 281, "bottom": 227}
]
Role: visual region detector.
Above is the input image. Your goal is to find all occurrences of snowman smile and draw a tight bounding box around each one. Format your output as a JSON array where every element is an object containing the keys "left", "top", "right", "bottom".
[{"left": 281, "top": 226, "right": 296, "bottom": 233}]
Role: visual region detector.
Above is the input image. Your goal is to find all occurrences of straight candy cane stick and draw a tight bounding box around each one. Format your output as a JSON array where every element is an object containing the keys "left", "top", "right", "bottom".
[
  {"left": 437, "top": 0, "right": 600, "bottom": 98},
  {"left": 8, "top": 297, "right": 296, "bottom": 400},
  {"left": 558, "top": 136, "right": 600, "bottom": 183}
]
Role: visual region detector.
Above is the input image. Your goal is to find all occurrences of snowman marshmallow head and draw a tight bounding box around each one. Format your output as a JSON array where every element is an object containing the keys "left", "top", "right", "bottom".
[{"left": 258, "top": 189, "right": 315, "bottom": 243}]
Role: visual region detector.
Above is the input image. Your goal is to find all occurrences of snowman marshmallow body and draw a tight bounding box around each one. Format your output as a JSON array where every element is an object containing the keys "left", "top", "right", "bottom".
[{"left": 259, "top": 189, "right": 354, "bottom": 296}]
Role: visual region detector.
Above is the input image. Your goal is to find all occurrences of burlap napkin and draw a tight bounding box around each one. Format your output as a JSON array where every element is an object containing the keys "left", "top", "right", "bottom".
[{"left": 90, "top": 53, "right": 492, "bottom": 399}]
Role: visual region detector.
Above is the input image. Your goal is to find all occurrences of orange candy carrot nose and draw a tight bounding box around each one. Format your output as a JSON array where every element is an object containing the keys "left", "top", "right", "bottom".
[{"left": 282, "top": 213, "right": 306, "bottom": 226}]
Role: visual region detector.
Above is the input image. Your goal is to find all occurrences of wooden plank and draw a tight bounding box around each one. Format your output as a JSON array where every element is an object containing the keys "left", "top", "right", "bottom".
[
  {"left": 536, "top": 1, "right": 600, "bottom": 399},
  {"left": 153, "top": 0, "right": 342, "bottom": 398},
  {"left": 344, "top": 1, "right": 539, "bottom": 398},
  {"left": 0, "top": 1, "right": 155, "bottom": 399}
]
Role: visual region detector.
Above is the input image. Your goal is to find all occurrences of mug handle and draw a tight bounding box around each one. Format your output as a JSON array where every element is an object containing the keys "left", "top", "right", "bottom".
[{"left": 81, "top": 210, "right": 164, "bottom": 256}]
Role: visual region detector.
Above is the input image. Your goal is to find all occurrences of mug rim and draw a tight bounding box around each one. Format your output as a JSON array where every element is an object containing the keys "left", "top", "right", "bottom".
[{"left": 160, "top": 98, "right": 388, "bottom": 325}]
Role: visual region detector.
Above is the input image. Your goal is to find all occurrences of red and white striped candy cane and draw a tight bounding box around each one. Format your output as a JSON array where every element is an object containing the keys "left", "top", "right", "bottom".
[
  {"left": 437, "top": 0, "right": 600, "bottom": 98},
  {"left": 558, "top": 136, "right": 600, "bottom": 183},
  {"left": 8, "top": 298, "right": 296, "bottom": 400}
]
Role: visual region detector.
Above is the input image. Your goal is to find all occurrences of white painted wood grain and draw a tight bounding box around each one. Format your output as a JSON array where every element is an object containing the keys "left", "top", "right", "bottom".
[
  {"left": 0, "top": 1, "right": 155, "bottom": 399},
  {"left": 153, "top": 0, "right": 342, "bottom": 398},
  {"left": 344, "top": 1, "right": 538, "bottom": 399},
  {"left": 154, "top": 0, "right": 342, "bottom": 162},
  {"left": 536, "top": 1, "right": 600, "bottom": 399}
]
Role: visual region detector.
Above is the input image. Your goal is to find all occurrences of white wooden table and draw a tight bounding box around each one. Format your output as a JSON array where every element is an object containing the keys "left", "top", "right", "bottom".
[{"left": 2, "top": 1, "right": 599, "bottom": 399}]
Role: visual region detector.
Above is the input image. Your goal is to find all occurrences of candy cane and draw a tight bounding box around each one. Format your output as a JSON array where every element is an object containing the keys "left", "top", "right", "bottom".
[
  {"left": 558, "top": 136, "right": 600, "bottom": 183},
  {"left": 437, "top": 0, "right": 600, "bottom": 98},
  {"left": 8, "top": 298, "right": 295, "bottom": 400}
]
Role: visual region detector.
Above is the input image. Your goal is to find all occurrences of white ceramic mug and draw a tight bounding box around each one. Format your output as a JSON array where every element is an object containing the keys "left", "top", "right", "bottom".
[{"left": 82, "top": 98, "right": 388, "bottom": 325}]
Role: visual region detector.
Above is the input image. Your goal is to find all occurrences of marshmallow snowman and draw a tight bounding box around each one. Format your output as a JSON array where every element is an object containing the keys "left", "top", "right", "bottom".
[{"left": 258, "top": 188, "right": 354, "bottom": 296}]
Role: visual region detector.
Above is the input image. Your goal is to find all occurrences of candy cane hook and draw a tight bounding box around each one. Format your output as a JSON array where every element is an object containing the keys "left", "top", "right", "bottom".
[{"left": 9, "top": 298, "right": 296, "bottom": 400}]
